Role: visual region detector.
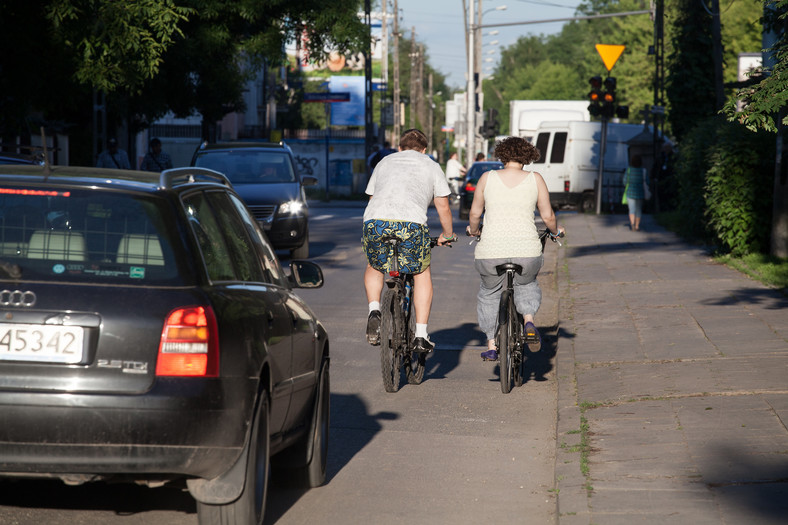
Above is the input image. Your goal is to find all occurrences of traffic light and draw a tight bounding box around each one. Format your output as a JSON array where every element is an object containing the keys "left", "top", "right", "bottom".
[
  {"left": 601, "top": 77, "right": 616, "bottom": 118},
  {"left": 588, "top": 76, "right": 602, "bottom": 117}
]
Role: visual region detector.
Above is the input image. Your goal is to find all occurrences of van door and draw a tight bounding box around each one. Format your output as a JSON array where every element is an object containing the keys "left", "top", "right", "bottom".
[{"left": 533, "top": 130, "right": 570, "bottom": 201}]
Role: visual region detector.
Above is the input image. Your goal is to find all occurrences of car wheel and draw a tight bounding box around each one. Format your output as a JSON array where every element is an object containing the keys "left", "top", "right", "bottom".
[
  {"left": 273, "top": 356, "right": 330, "bottom": 488},
  {"left": 197, "top": 394, "right": 270, "bottom": 525},
  {"left": 291, "top": 232, "right": 309, "bottom": 259}
]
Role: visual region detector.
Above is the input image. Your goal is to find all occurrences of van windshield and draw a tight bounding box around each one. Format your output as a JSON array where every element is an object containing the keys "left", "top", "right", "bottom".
[{"left": 194, "top": 151, "right": 296, "bottom": 184}]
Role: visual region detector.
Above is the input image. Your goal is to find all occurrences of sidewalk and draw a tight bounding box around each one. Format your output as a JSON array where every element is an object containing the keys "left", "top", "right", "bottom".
[{"left": 553, "top": 213, "right": 788, "bottom": 524}]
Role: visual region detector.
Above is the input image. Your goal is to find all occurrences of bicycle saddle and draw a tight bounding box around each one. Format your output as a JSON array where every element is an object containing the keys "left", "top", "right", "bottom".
[{"left": 495, "top": 263, "right": 523, "bottom": 275}]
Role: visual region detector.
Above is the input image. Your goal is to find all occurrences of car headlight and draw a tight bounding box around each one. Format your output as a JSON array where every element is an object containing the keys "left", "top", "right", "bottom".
[{"left": 278, "top": 200, "right": 304, "bottom": 216}]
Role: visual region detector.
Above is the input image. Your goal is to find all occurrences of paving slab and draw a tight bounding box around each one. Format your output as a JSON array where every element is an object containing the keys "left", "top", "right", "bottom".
[{"left": 554, "top": 213, "right": 788, "bottom": 525}]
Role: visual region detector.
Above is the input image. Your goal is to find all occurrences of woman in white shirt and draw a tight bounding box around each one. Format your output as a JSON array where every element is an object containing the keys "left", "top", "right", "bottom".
[{"left": 466, "top": 137, "right": 564, "bottom": 361}]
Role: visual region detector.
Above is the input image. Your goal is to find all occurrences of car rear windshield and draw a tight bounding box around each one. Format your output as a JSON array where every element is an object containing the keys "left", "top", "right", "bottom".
[
  {"left": 0, "top": 186, "right": 187, "bottom": 285},
  {"left": 194, "top": 150, "right": 296, "bottom": 184}
]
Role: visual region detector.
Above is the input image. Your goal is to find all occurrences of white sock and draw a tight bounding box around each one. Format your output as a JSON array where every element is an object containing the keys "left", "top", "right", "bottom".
[
  {"left": 415, "top": 323, "right": 428, "bottom": 339},
  {"left": 369, "top": 301, "right": 380, "bottom": 313}
]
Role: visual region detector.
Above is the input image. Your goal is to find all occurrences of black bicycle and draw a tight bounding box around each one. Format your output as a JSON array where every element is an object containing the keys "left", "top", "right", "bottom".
[
  {"left": 379, "top": 235, "right": 451, "bottom": 393},
  {"left": 469, "top": 228, "right": 563, "bottom": 393}
]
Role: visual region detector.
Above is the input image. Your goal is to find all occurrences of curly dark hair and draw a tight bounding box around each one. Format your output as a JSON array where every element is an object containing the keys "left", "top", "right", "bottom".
[{"left": 494, "top": 136, "right": 541, "bottom": 165}]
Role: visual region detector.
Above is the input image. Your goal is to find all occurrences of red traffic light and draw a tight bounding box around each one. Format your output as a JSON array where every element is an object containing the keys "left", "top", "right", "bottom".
[
  {"left": 604, "top": 77, "right": 617, "bottom": 92},
  {"left": 589, "top": 76, "right": 602, "bottom": 89}
]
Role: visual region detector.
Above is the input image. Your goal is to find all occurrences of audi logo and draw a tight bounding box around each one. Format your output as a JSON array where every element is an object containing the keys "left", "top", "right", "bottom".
[{"left": 0, "top": 290, "right": 37, "bottom": 307}]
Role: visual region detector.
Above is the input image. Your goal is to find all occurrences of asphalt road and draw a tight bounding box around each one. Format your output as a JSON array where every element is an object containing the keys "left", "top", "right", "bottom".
[{"left": 0, "top": 204, "right": 559, "bottom": 525}]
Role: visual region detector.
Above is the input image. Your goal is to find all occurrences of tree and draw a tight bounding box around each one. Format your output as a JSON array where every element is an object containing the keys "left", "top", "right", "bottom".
[{"left": 723, "top": 0, "right": 788, "bottom": 257}]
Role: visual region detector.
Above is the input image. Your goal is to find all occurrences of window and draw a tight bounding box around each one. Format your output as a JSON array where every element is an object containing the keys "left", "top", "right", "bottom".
[
  {"left": 533, "top": 133, "right": 550, "bottom": 164},
  {"left": 228, "top": 194, "right": 288, "bottom": 287},
  {"left": 0, "top": 187, "right": 182, "bottom": 284},
  {"left": 549, "top": 132, "right": 568, "bottom": 164},
  {"left": 184, "top": 191, "right": 265, "bottom": 283}
]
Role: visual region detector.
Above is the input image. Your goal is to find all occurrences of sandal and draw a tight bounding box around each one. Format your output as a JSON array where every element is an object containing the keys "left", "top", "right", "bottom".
[{"left": 481, "top": 349, "right": 499, "bottom": 361}]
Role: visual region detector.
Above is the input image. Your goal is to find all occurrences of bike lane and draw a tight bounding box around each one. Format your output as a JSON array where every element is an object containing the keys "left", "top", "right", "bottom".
[{"left": 554, "top": 213, "right": 788, "bottom": 524}]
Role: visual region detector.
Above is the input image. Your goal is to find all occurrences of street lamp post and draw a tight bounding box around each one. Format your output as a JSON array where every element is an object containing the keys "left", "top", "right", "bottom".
[{"left": 468, "top": 3, "right": 506, "bottom": 168}]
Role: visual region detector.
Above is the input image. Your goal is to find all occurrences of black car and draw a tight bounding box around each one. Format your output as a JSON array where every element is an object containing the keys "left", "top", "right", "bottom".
[
  {"left": 0, "top": 164, "right": 329, "bottom": 524},
  {"left": 191, "top": 142, "right": 317, "bottom": 258},
  {"left": 458, "top": 160, "right": 504, "bottom": 219}
]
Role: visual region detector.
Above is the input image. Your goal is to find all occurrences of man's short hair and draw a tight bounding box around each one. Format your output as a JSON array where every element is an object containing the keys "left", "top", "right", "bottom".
[
  {"left": 399, "top": 128, "right": 428, "bottom": 151},
  {"left": 149, "top": 137, "right": 161, "bottom": 147}
]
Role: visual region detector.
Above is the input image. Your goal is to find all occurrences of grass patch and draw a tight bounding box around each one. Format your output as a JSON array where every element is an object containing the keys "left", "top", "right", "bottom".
[{"left": 715, "top": 252, "right": 788, "bottom": 292}]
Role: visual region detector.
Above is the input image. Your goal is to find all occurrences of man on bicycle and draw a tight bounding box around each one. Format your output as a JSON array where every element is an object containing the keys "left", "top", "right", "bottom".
[{"left": 363, "top": 128, "right": 456, "bottom": 353}]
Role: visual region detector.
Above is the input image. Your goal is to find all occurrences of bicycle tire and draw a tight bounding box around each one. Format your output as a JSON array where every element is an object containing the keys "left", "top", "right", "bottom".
[
  {"left": 497, "top": 292, "right": 513, "bottom": 394},
  {"left": 404, "top": 291, "right": 425, "bottom": 384},
  {"left": 513, "top": 306, "right": 524, "bottom": 387},
  {"left": 380, "top": 288, "right": 402, "bottom": 392}
]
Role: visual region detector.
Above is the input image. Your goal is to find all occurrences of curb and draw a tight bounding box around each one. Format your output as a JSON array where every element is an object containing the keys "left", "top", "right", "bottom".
[{"left": 553, "top": 239, "right": 592, "bottom": 525}]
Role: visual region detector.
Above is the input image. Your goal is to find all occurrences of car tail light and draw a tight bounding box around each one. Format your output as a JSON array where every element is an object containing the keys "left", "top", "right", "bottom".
[
  {"left": 564, "top": 181, "right": 570, "bottom": 192},
  {"left": 464, "top": 181, "right": 476, "bottom": 192},
  {"left": 156, "top": 306, "right": 219, "bottom": 377}
]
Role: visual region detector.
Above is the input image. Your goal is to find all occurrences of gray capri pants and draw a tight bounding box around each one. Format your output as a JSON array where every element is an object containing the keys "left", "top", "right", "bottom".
[{"left": 475, "top": 255, "right": 544, "bottom": 341}]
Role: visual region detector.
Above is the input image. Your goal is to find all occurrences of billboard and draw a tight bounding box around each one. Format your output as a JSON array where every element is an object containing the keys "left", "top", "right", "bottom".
[{"left": 328, "top": 76, "right": 365, "bottom": 127}]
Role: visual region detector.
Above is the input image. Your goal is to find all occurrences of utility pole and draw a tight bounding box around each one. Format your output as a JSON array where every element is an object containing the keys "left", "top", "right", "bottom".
[
  {"left": 380, "top": 0, "right": 388, "bottom": 145},
  {"left": 364, "top": 0, "right": 374, "bottom": 164},
  {"left": 417, "top": 43, "right": 425, "bottom": 129},
  {"left": 409, "top": 28, "right": 417, "bottom": 130},
  {"left": 392, "top": 0, "right": 401, "bottom": 146},
  {"left": 466, "top": 1, "right": 476, "bottom": 168},
  {"left": 427, "top": 72, "right": 434, "bottom": 153}
]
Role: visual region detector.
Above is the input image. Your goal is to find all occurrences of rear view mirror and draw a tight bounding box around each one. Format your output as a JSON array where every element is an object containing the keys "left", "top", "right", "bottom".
[{"left": 289, "top": 260, "right": 323, "bottom": 288}]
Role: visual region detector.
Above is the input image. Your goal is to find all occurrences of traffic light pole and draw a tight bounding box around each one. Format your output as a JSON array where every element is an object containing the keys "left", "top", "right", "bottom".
[{"left": 595, "top": 117, "right": 608, "bottom": 215}]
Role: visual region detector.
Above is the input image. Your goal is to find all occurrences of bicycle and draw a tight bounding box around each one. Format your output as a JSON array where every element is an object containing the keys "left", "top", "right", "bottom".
[
  {"left": 378, "top": 235, "right": 453, "bottom": 393},
  {"left": 468, "top": 227, "right": 563, "bottom": 394}
]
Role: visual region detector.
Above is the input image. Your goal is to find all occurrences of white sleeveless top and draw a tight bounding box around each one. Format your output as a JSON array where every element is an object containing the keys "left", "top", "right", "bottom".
[{"left": 475, "top": 170, "right": 543, "bottom": 259}]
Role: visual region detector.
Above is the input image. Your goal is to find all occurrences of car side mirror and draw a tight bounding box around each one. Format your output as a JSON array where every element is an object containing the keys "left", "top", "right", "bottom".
[
  {"left": 289, "top": 260, "right": 323, "bottom": 288},
  {"left": 301, "top": 176, "right": 318, "bottom": 187}
]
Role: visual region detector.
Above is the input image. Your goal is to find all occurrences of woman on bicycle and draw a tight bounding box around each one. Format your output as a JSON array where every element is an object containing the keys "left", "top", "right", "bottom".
[{"left": 465, "top": 136, "right": 564, "bottom": 361}]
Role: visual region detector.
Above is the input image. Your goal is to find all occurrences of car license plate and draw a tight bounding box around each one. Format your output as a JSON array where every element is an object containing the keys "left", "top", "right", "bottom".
[{"left": 0, "top": 324, "right": 84, "bottom": 364}]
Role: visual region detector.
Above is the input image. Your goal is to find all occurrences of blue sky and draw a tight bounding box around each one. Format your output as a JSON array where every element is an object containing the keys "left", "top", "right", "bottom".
[{"left": 394, "top": 0, "right": 583, "bottom": 88}]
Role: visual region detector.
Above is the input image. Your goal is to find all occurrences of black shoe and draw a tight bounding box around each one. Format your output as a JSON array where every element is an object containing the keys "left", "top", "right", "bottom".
[
  {"left": 412, "top": 337, "right": 434, "bottom": 353},
  {"left": 366, "top": 310, "right": 381, "bottom": 346}
]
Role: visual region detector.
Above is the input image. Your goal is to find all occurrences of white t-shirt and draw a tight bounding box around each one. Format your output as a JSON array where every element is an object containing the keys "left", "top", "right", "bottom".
[
  {"left": 363, "top": 150, "right": 451, "bottom": 225},
  {"left": 445, "top": 157, "right": 464, "bottom": 180}
]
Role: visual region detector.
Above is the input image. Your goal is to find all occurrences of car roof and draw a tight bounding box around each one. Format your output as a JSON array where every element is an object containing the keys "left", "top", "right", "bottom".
[
  {"left": 0, "top": 165, "right": 231, "bottom": 193},
  {"left": 196, "top": 141, "right": 292, "bottom": 153}
]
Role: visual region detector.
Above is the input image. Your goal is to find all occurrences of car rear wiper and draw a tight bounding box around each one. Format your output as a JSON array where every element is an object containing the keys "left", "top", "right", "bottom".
[{"left": 0, "top": 260, "right": 22, "bottom": 279}]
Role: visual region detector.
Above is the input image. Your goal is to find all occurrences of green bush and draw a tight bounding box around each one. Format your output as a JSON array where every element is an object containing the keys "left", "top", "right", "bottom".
[
  {"left": 671, "top": 116, "right": 774, "bottom": 255},
  {"left": 673, "top": 118, "right": 719, "bottom": 240},
  {"left": 703, "top": 120, "right": 774, "bottom": 255}
]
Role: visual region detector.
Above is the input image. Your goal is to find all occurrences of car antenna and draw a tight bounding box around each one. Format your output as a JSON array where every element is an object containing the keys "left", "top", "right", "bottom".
[{"left": 39, "top": 126, "right": 52, "bottom": 177}]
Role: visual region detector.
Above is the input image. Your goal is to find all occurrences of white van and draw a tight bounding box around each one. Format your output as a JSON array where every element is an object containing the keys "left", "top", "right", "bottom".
[{"left": 528, "top": 120, "right": 652, "bottom": 211}]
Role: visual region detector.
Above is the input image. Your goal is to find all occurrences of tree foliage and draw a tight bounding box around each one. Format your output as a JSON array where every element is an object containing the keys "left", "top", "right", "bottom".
[
  {"left": 724, "top": 0, "right": 788, "bottom": 132},
  {"left": 0, "top": 0, "right": 370, "bottom": 142}
]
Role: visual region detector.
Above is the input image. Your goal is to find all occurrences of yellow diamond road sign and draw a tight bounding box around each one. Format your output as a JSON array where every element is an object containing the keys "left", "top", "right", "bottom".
[{"left": 595, "top": 44, "right": 625, "bottom": 72}]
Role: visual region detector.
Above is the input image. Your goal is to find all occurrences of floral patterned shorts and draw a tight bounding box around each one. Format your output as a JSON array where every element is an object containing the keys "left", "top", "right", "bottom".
[{"left": 362, "top": 219, "right": 430, "bottom": 274}]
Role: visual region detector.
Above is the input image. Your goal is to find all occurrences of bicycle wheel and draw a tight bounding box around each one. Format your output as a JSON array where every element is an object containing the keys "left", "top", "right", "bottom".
[
  {"left": 513, "top": 308, "right": 525, "bottom": 387},
  {"left": 380, "top": 288, "right": 402, "bottom": 392},
  {"left": 497, "top": 293, "right": 513, "bottom": 394},
  {"left": 404, "top": 291, "right": 425, "bottom": 384}
]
